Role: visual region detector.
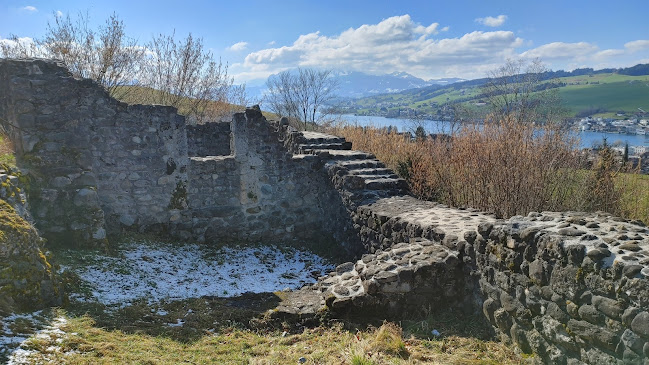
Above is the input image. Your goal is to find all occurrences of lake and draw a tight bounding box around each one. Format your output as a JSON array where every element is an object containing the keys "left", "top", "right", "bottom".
[{"left": 334, "top": 114, "right": 649, "bottom": 149}]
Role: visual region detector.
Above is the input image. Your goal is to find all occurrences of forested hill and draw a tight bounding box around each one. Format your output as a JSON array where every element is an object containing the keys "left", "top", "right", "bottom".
[{"left": 343, "top": 63, "right": 649, "bottom": 120}]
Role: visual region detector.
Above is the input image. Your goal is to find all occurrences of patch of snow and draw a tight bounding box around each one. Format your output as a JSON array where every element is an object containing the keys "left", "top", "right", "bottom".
[
  {"left": 4, "top": 315, "right": 68, "bottom": 365},
  {"left": 167, "top": 319, "right": 184, "bottom": 327},
  {"left": 67, "top": 241, "right": 334, "bottom": 306},
  {"left": 0, "top": 311, "right": 48, "bottom": 361}
]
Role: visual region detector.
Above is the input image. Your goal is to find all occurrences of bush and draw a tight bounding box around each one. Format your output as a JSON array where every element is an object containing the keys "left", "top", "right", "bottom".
[{"left": 334, "top": 118, "right": 583, "bottom": 219}]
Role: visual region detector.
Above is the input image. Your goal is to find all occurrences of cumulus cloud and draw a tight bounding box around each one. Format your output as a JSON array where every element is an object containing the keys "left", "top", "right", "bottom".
[
  {"left": 21, "top": 5, "right": 37, "bottom": 12},
  {"left": 520, "top": 42, "right": 598, "bottom": 60},
  {"left": 228, "top": 41, "right": 248, "bottom": 52},
  {"left": 475, "top": 15, "right": 507, "bottom": 27},
  {"left": 625, "top": 40, "right": 649, "bottom": 52},
  {"left": 240, "top": 15, "right": 522, "bottom": 81}
]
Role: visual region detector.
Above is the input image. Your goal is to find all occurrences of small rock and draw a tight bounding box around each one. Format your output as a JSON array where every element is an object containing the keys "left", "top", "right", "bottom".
[
  {"left": 620, "top": 243, "right": 641, "bottom": 252},
  {"left": 631, "top": 312, "right": 649, "bottom": 337},
  {"left": 623, "top": 265, "right": 643, "bottom": 278},
  {"left": 558, "top": 227, "right": 587, "bottom": 236}
]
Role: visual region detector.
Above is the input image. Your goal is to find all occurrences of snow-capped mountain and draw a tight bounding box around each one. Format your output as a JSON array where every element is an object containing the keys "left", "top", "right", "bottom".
[{"left": 246, "top": 71, "right": 465, "bottom": 101}]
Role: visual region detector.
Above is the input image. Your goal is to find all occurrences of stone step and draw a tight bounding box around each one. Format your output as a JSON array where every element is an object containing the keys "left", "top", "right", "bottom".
[
  {"left": 336, "top": 159, "right": 386, "bottom": 170},
  {"left": 299, "top": 142, "right": 352, "bottom": 153},
  {"left": 312, "top": 150, "right": 375, "bottom": 161},
  {"left": 300, "top": 131, "right": 347, "bottom": 145},
  {"left": 349, "top": 168, "right": 395, "bottom": 176},
  {"left": 354, "top": 173, "right": 400, "bottom": 180},
  {"left": 364, "top": 177, "right": 407, "bottom": 190}
]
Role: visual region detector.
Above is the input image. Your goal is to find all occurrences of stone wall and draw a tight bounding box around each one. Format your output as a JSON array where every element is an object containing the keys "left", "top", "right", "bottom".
[
  {"left": 0, "top": 59, "right": 354, "bottom": 254},
  {"left": 0, "top": 58, "right": 188, "bottom": 245},
  {"left": 272, "top": 131, "right": 649, "bottom": 364},
  {"left": 186, "top": 122, "right": 231, "bottom": 157},
  {"left": 172, "top": 107, "right": 357, "bottom": 253},
  {"left": 475, "top": 212, "right": 649, "bottom": 364},
  {"left": 4, "top": 58, "right": 649, "bottom": 363}
]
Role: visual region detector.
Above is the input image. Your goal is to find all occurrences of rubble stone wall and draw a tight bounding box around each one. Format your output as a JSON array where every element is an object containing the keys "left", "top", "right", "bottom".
[
  {"left": 474, "top": 213, "right": 649, "bottom": 364},
  {"left": 0, "top": 59, "right": 354, "bottom": 253},
  {"left": 186, "top": 122, "right": 231, "bottom": 157}
]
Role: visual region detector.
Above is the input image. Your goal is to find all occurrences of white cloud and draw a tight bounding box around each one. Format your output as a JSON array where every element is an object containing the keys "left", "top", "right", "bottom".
[
  {"left": 475, "top": 15, "right": 507, "bottom": 27},
  {"left": 520, "top": 42, "right": 598, "bottom": 60},
  {"left": 239, "top": 15, "right": 522, "bottom": 81},
  {"left": 625, "top": 40, "right": 649, "bottom": 52},
  {"left": 21, "top": 5, "right": 37, "bottom": 12},
  {"left": 228, "top": 41, "right": 248, "bottom": 52},
  {"left": 268, "top": 40, "right": 276, "bottom": 46},
  {"left": 518, "top": 40, "right": 649, "bottom": 73},
  {"left": 594, "top": 49, "right": 625, "bottom": 59},
  {"left": 56, "top": 10, "right": 63, "bottom": 18}
]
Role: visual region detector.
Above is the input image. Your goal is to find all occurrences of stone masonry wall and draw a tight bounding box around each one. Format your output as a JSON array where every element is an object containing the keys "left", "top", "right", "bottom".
[
  {"left": 0, "top": 59, "right": 188, "bottom": 244},
  {"left": 4, "top": 59, "right": 649, "bottom": 363},
  {"left": 273, "top": 131, "right": 649, "bottom": 364},
  {"left": 186, "top": 122, "right": 231, "bottom": 157},
  {"left": 0, "top": 59, "right": 354, "bottom": 253},
  {"left": 475, "top": 212, "right": 649, "bottom": 364},
  {"left": 172, "top": 107, "right": 357, "bottom": 254}
]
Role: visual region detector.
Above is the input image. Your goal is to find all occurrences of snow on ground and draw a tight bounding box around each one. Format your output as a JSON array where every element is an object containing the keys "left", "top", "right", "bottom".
[
  {"left": 6, "top": 316, "right": 70, "bottom": 365},
  {"left": 66, "top": 241, "right": 335, "bottom": 306},
  {"left": 0, "top": 311, "right": 71, "bottom": 364},
  {"left": 1, "top": 241, "right": 335, "bottom": 360},
  {"left": 0, "top": 311, "right": 47, "bottom": 360}
]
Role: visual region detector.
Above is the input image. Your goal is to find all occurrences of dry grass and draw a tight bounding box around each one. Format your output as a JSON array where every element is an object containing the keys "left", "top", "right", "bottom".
[
  {"left": 333, "top": 117, "right": 582, "bottom": 219},
  {"left": 333, "top": 117, "right": 649, "bottom": 223},
  {"left": 15, "top": 312, "right": 521, "bottom": 365}
]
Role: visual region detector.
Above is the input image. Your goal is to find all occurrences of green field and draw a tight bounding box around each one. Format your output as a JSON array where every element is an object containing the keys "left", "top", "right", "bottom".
[{"left": 560, "top": 78, "right": 649, "bottom": 114}]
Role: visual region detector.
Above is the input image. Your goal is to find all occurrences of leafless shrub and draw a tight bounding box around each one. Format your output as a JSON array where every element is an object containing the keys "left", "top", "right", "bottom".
[
  {"left": 140, "top": 31, "right": 234, "bottom": 123},
  {"left": 483, "top": 59, "right": 566, "bottom": 125},
  {"left": 0, "top": 34, "right": 41, "bottom": 58},
  {"left": 334, "top": 116, "right": 582, "bottom": 218},
  {"left": 41, "top": 12, "right": 145, "bottom": 100}
]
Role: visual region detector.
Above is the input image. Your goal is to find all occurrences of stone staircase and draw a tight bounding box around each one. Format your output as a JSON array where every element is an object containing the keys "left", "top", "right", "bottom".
[{"left": 286, "top": 130, "right": 408, "bottom": 206}]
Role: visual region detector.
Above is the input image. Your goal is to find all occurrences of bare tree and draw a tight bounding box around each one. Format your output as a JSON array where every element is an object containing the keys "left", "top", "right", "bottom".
[
  {"left": 482, "top": 58, "right": 565, "bottom": 125},
  {"left": 41, "top": 12, "right": 144, "bottom": 100},
  {"left": 0, "top": 34, "right": 41, "bottom": 58},
  {"left": 141, "top": 32, "right": 234, "bottom": 123},
  {"left": 4, "top": 11, "right": 244, "bottom": 123},
  {"left": 265, "top": 68, "right": 338, "bottom": 130}
]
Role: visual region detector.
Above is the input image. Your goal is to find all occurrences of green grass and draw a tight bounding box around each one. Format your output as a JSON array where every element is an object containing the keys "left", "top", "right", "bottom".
[
  {"left": 0, "top": 133, "right": 15, "bottom": 168},
  {"left": 560, "top": 79, "right": 649, "bottom": 114}
]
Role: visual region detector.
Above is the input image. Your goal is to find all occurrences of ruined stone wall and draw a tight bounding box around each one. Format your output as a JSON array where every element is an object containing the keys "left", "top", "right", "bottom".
[
  {"left": 474, "top": 213, "right": 649, "bottom": 364},
  {"left": 0, "top": 59, "right": 188, "bottom": 244},
  {"left": 273, "top": 130, "right": 649, "bottom": 364},
  {"left": 186, "top": 122, "right": 231, "bottom": 157},
  {"left": 0, "top": 59, "right": 353, "bottom": 252},
  {"left": 173, "top": 108, "right": 356, "bottom": 253},
  {"left": 0, "top": 59, "right": 109, "bottom": 245}
]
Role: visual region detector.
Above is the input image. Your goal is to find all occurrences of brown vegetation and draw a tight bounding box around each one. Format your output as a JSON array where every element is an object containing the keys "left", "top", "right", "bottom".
[{"left": 333, "top": 118, "right": 649, "bottom": 222}]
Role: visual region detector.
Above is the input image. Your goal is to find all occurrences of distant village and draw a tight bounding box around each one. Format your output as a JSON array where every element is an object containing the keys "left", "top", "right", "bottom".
[{"left": 579, "top": 116, "right": 649, "bottom": 154}]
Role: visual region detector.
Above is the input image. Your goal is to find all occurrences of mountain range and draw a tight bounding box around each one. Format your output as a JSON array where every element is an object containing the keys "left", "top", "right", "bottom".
[{"left": 245, "top": 71, "right": 464, "bottom": 102}]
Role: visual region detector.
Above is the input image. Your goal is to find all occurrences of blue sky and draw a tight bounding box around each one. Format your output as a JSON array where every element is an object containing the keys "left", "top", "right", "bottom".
[{"left": 2, "top": 0, "right": 648, "bottom": 85}]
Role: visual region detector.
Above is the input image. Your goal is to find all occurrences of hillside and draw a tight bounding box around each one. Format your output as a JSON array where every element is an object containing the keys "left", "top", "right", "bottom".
[{"left": 342, "top": 64, "right": 649, "bottom": 120}]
